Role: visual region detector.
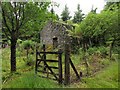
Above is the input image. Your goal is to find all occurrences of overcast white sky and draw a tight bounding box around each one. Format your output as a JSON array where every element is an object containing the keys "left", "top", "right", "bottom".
[{"left": 52, "top": 0, "right": 106, "bottom": 17}]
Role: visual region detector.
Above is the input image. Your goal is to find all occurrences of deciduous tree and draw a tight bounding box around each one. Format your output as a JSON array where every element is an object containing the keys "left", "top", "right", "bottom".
[{"left": 1, "top": 2, "right": 50, "bottom": 72}]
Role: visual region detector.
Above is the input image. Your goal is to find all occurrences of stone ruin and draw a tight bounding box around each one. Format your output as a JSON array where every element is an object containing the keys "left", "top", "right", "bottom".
[{"left": 40, "top": 20, "right": 73, "bottom": 50}]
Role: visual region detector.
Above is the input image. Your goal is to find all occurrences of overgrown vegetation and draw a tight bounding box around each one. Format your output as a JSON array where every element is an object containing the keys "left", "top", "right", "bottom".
[
  {"left": 1, "top": 1, "right": 119, "bottom": 89},
  {"left": 2, "top": 47, "right": 119, "bottom": 88}
]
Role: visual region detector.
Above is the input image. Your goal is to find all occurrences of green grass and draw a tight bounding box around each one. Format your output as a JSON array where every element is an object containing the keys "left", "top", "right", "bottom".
[
  {"left": 2, "top": 71, "right": 60, "bottom": 88},
  {"left": 71, "top": 54, "right": 82, "bottom": 65},
  {"left": 2, "top": 48, "right": 11, "bottom": 78},
  {"left": 70, "top": 62, "right": 119, "bottom": 88},
  {"left": 2, "top": 62, "right": 118, "bottom": 88},
  {"left": 2, "top": 47, "right": 119, "bottom": 88},
  {"left": 2, "top": 47, "right": 35, "bottom": 83}
]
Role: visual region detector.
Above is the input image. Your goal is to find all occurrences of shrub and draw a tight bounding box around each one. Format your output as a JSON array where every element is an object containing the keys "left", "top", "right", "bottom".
[
  {"left": 97, "top": 46, "right": 109, "bottom": 57},
  {"left": 21, "top": 40, "right": 36, "bottom": 66},
  {"left": 100, "top": 59, "right": 110, "bottom": 66},
  {"left": 17, "top": 39, "right": 22, "bottom": 45},
  {"left": 22, "top": 40, "right": 35, "bottom": 50},
  {"left": 87, "top": 47, "right": 98, "bottom": 55},
  {"left": 26, "top": 54, "right": 35, "bottom": 66},
  {"left": 21, "top": 40, "right": 35, "bottom": 60},
  {"left": 87, "top": 46, "right": 109, "bottom": 57}
]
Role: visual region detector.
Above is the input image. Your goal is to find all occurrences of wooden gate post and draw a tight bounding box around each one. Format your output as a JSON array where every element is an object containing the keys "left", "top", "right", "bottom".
[
  {"left": 35, "top": 46, "right": 38, "bottom": 74},
  {"left": 43, "top": 44, "right": 46, "bottom": 71},
  {"left": 64, "top": 44, "right": 70, "bottom": 85},
  {"left": 58, "top": 49, "right": 62, "bottom": 84}
]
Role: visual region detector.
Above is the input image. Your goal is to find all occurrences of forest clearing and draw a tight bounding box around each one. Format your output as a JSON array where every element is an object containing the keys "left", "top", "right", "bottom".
[
  {"left": 1, "top": 0, "right": 120, "bottom": 89},
  {"left": 2, "top": 46, "right": 119, "bottom": 88}
]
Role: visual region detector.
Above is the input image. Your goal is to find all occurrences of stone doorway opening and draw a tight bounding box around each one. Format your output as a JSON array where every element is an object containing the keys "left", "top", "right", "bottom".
[{"left": 53, "top": 37, "right": 58, "bottom": 49}]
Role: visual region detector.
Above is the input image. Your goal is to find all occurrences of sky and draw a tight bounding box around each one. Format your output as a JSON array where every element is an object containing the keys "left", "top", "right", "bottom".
[{"left": 51, "top": 0, "right": 106, "bottom": 17}]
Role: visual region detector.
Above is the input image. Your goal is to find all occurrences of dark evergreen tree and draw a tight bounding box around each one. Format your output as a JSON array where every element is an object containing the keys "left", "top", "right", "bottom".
[
  {"left": 51, "top": 7, "right": 54, "bottom": 14},
  {"left": 90, "top": 5, "right": 97, "bottom": 13},
  {"left": 61, "top": 5, "right": 71, "bottom": 22},
  {"left": 73, "top": 4, "right": 84, "bottom": 23}
]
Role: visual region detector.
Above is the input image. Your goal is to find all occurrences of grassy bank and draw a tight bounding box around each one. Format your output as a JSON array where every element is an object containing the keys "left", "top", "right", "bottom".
[{"left": 2, "top": 47, "right": 119, "bottom": 88}]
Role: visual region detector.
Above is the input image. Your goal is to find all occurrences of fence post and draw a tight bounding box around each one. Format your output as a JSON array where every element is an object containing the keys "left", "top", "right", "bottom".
[
  {"left": 43, "top": 44, "right": 46, "bottom": 71},
  {"left": 64, "top": 44, "right": 70, "bottom": 85},
  {"left": 58, "top": 49, "right": 62, "bottom": 84},
  {"left": 35, "top": 46, "right": 38, "bottom": 74}
]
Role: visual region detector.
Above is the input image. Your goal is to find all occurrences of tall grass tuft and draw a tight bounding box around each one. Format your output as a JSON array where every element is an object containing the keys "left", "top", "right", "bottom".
[{"left": 3, "top": 71, "right": 60, "bottom": 88}]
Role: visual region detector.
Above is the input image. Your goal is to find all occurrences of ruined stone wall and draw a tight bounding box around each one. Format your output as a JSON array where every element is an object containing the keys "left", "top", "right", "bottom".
[{"left": 40, "top": 21, "right": 72, "bottom": 49}]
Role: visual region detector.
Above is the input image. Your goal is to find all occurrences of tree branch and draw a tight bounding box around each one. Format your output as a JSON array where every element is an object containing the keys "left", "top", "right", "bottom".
[
  {"left": 8, "top": 2, "right": 15, "bottom": 31},
  {"left": 2, "top": 7, "right": 12, "bottom": 34},
  {"left": 2, "top": 27, "right": 11, "bottom": 40},
  {"left": 14, "top": 2, "right": 19, "bottom": 32},
  {"left": 18, "top": 4, "right": 25, "bottom": 30}
]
